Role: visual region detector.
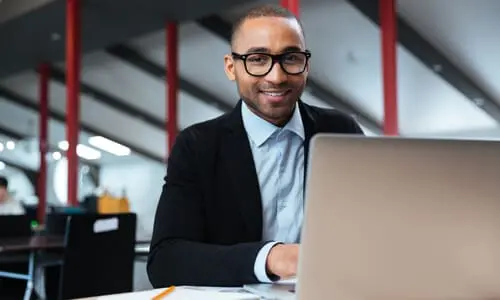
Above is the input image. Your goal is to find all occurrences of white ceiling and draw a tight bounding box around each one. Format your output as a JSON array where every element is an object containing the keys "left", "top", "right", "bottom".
[
  {"left": 299, "top": 0, "right": 497, "bottom": 135},
  {"left": 398, "top": 0, "right": 500, "bottom": 105},
  {"left": 0, "top": 0, "right": 498, "bottom": 172}
]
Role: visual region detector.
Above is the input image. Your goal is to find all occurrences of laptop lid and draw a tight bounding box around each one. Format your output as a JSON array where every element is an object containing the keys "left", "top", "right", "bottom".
[{"left": 297, "top": 134, "right": 500, "bottom": 300}]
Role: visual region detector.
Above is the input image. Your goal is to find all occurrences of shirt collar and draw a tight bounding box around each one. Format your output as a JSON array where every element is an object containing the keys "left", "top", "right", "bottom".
[{"left": 241, "top": 101, "right": 305, "bottom": 147}]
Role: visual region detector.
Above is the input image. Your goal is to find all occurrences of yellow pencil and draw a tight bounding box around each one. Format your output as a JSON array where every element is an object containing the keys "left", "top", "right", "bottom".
[{"left": 152, "top": 286, "right": 175, "bottom": 300}]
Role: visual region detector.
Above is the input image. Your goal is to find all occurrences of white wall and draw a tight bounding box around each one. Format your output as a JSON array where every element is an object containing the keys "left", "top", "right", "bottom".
[
  {"left": 0, "top": 157, "right": 97, "bottom": 207},
  {"left": 49, "top": 158, "right": 96, "bottom": 206},
  {"left": 99, "top": 160, "right": 166, "bottom": 240}
]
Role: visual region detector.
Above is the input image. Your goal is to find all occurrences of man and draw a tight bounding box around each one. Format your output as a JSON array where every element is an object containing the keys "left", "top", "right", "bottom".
[
  {"left": 147, "top": 4, "right": 363, "bottom": 287},
  {"left": 0, "top": 176, "right": 25, "bottom": 215}
]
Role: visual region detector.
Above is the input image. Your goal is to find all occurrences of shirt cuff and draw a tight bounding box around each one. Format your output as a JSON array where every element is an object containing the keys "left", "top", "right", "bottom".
[{"left": 254, "top": 241, "right": 281, "bottom": 283}]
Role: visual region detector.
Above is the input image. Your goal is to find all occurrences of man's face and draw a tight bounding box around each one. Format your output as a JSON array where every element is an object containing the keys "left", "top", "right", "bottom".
[
  {"left": 224, "top": 16, "right": 309, "bottom": 126},
  {"left": 0, "top": 186, "right": 7, "bottom": 202}
]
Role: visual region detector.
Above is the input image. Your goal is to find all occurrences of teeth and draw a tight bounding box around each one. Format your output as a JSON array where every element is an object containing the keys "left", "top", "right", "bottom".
[{"left": 263, "top": 91, "right": 286, "bottom": 96}]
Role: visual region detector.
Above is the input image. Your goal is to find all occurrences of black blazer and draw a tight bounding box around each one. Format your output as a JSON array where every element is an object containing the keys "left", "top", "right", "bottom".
[{"left": 147, "top": 100, "right": 364, "bottom": 288}]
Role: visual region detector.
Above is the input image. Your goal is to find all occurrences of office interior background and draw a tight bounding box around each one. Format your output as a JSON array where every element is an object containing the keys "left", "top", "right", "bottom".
[{"left": 0, "top": 0, "right": 499, "bottom": 296}]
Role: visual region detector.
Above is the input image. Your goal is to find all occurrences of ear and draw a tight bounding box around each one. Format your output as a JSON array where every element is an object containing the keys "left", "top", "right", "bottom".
[{"left": 224, "top": 54, "right": 236, "bottom": 81}]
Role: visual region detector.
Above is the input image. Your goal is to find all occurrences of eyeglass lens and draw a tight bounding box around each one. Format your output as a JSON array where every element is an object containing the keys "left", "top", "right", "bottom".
[{"left": 244, "top": 53, "right": 307, "bottom": 76}]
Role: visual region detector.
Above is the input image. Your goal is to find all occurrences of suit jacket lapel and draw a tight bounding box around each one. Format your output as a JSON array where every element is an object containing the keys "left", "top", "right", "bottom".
[
  {"left": 221, "top": 101, "right": 263, "bottom": 240},
  {"left": 298, "top": 100, "right": 319, "bottom": 183}
]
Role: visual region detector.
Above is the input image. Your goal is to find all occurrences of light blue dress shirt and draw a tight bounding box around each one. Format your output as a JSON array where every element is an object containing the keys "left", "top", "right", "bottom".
[{"left": 240, "top": 101, "right": 305, "bottom": 282}]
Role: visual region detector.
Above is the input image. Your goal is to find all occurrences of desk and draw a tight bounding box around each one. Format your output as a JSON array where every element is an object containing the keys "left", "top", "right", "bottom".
[
  {"left": 78, "top": 286, "right": 259, "bottom": 299},
  {"left": 0, "top": 236, "right": 64, "bottom": 300},
  {"left": 0, "top": 236, "right": 148, "bottom": 256},
  {"left": 0, "top": 236, "right": 150, "bottom": 300},
  {"left": 0, "top": 236, "right": 64, "bottom": 253}
]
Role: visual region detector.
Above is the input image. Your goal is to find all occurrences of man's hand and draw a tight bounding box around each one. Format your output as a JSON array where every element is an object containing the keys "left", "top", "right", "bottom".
[{"left": 266, "top": 244, "right": 299, "bottom": 279}]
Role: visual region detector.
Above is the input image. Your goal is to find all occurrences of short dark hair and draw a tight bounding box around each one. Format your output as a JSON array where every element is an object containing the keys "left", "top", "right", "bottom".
[
  {"left": 230, "top": 4, "right": 305, "bottom": 49},
  {"left": 0, "top": 176, "right": 8, "bottom": 189}
]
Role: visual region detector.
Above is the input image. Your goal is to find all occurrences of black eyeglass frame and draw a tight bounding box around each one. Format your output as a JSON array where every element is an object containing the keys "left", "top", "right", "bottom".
[{"left": 231, "top": 50, "right": 312, "bottom": 77}]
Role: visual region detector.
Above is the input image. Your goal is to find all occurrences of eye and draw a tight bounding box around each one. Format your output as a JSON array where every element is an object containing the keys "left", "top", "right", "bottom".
[
  {"left": 246, "top": 54, "right": 270, "bottom": 64},
  {"left": 283, "top": 53, "right": 305, "bottom": 64}
]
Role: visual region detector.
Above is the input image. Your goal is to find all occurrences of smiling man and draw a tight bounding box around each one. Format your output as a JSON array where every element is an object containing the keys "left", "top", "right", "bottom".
[{"left": 148, "top": 4, "right": 364, "bottom": 288}]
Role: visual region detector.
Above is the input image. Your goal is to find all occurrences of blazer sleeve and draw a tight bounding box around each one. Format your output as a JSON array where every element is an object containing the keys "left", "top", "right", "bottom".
[{"left": 147, "top": 128, "right": 268, "bottom": 288}]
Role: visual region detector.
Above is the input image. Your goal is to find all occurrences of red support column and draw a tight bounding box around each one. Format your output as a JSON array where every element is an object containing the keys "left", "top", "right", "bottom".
[
  {"left": 37, "top": 63, "right": 50, "bottom": 224},
  {"left": 66, "top": 0, "right": 81, "bottom": 206},
  {"left": 281, "top": 0, "right": 289, "bottom": 10},
  {"left": 286, "top": 0, "right": 300, "bottom": 17},
  {"left": 166, "top": 22, "right": 179, "bottom": 155},
  {"left": 380, "top": 0, "right": 398, "bottom": 135}
]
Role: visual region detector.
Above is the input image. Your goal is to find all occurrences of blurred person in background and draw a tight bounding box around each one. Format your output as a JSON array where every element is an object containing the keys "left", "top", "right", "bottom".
[{"left": 0, "top": 176, "right": 25, "bottom": 215}]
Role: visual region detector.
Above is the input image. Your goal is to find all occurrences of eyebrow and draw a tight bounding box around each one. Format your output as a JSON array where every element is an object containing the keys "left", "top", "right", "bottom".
[{"left": 244, "top": 46, "right": 304, "bottom": 54}]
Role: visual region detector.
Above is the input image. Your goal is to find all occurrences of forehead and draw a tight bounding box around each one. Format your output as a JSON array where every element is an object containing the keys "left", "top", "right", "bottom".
[{"left": 234, "top": 16, "right": 305, "bottom": 53}]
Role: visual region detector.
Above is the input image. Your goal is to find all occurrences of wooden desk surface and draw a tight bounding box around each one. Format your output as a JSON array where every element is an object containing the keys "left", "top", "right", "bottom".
[
  {"left": 0, "top": 235, "right": 148, "bottom": 255},
  {"left": 75, "top": 287, "right": 259, "bottom": 300},
  {"left": 0, "top": 235, "right": 64, "bottom": 253}
]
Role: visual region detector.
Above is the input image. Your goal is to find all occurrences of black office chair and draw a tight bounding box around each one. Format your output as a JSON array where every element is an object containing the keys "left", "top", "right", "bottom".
[
  {"left": 37, "top": 213, "right": 69, "bottom": 282},
  {"left": 56, "top": 213, "right": 137, "bottom": 300},
  {"left": 45, "top": 213, "right": 70, "bottom": 236}
]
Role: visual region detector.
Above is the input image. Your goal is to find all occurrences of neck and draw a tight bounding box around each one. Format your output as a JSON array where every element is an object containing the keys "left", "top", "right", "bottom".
[
  {"left": 270, "top": 116, "right": 291, "bottom": 127},
  {"left": 244, "top": 100, "right": 297, "bottom": 128}
]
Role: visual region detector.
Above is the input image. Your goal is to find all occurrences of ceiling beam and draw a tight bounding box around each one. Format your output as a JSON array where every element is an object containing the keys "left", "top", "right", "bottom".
[
  {"left": 106, "top": 44, "right": 233, "bottom": 112},
  {"left": 196, "top": 15, "right": 383, "bottom": 134},
  {"left": 347, "top": 0, "right": 500, "bottom": 123},
  {"left": 0, "top": 87, "right": 164, "bottom": 163},
  {"left": 0, "top": 125, "right": 24, "bottom": 140},
  {"left": 48, "top": 66, "right": 166, "bottom": 131}
]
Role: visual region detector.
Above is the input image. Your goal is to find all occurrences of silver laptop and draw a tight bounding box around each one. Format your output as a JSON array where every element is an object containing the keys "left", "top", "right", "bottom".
[{"left": 295, "top": 134, "right": 500, "bottom": 299}]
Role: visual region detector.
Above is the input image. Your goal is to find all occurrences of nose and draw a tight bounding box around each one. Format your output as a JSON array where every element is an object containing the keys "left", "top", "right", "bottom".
[{"left": 264, "top": 62, "right": 287, "bottom": 84}]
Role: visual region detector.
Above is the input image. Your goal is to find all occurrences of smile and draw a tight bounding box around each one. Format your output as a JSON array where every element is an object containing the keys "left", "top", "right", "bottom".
[{"left": 261, "top": 90, "right": 289, "bottom": 97}]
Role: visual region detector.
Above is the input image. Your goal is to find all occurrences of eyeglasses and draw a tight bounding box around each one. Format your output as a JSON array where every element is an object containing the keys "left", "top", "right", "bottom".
[{"left": 231, "top": 51, "right": 311, "bottom": 77}]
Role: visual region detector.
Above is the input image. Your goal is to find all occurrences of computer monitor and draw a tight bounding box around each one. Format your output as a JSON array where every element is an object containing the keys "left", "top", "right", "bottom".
[{"left": 0, "top": 215, "right": 32, "bottom": 238}]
